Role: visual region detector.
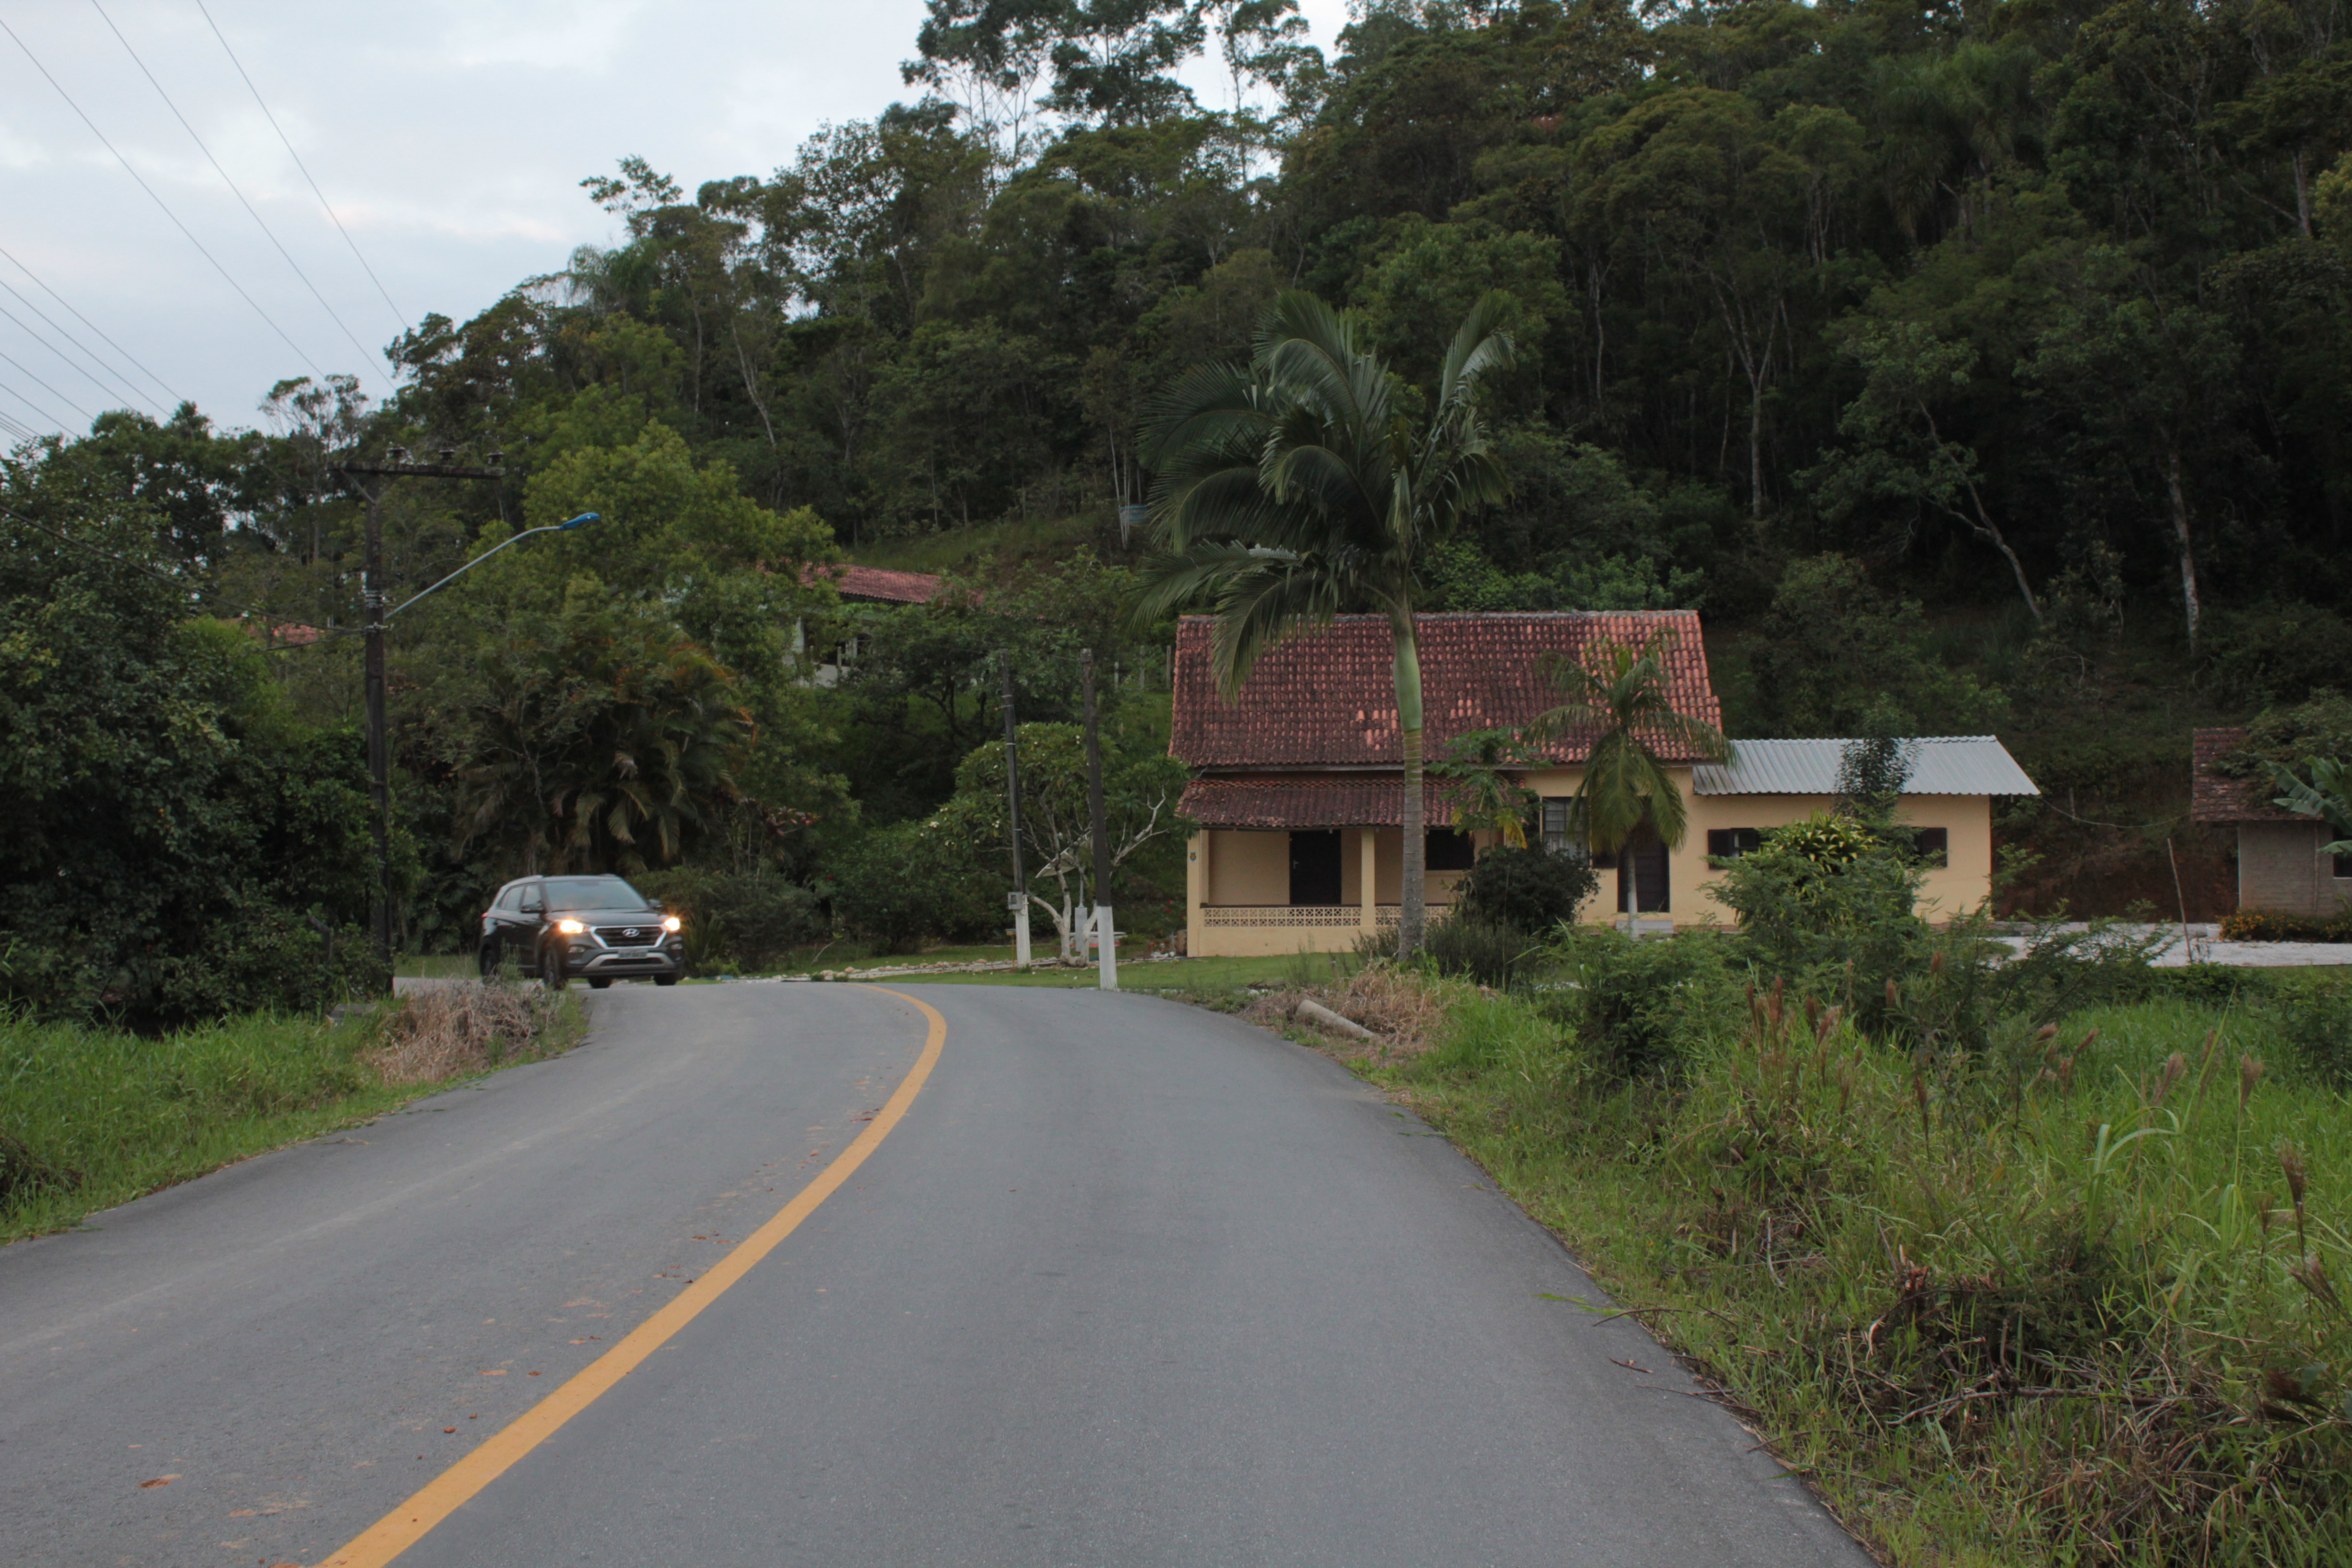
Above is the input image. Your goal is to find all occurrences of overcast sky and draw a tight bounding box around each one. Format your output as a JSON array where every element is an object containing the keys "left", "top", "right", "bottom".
[{"left": 0, "top": 0, "right": 1352, "bottom": 442}]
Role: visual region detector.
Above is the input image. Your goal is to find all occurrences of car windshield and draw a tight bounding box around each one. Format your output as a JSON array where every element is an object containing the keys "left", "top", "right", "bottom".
[{"left": 541, "top": 876, "right": 652, "bottom": 912}]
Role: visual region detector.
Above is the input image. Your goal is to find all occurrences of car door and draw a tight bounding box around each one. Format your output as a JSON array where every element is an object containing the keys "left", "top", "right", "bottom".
[
  {"left": 481, "top": 883, "right": 523, "bottom": 968},
  {"left": 513, "top": 880, "right": 548, "bottom": 970}
]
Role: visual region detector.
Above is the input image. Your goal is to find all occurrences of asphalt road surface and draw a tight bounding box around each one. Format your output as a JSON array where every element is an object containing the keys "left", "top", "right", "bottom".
[{"left": 0, "top": 982, "right": 1873, "bottom": 1568}]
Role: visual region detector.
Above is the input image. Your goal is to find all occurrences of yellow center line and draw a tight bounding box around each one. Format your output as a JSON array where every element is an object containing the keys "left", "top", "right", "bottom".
[{"left": 316, "top": 984, "right": 946, "bottom": 1568}]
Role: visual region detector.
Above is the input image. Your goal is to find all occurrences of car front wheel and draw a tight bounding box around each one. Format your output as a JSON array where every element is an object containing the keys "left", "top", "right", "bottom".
[
  {"left": 653, "top": 974, "right": 678, "bottom": 987},
  {"left": 541, "top": 944, "right": 569, "bottom": 989}
]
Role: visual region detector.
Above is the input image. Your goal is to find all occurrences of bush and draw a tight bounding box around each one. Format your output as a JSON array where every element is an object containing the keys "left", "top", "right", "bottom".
[
  {"left": 1454, "top": 845, "right": 1598, "bottom": 933},
  {"left": 1420, "top": 917, "right": 1548, "bottom": 990},
  {"left": 1552, "top": 928, "right": 1740, "bottom": 1077},
  {"left": 2220, "top": 907, "right": 2352, "bottom": 942},
  {"left": 1711, "top": 813, "right": 1928, "bottom": 1019},
  {"left": 824, "top": 822, "right": 999, "bottom": 954},
  {"left": 2268, "top": 975, "right": 2352, "bottom": 1086},
  {"left": 634, "top": 867, "right": 825, "bottom": 973}
]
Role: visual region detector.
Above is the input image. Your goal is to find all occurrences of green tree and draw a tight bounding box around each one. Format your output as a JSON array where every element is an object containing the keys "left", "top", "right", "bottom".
[
  {"left": 1139, "top": 288, "right": 1514, "bottom": 955},
  {"left": 1526, "top": 627, "right": 1730, "bottom": 916},
  {"left": 936, "top": 721, "right": 1189, "bottom": 960}
]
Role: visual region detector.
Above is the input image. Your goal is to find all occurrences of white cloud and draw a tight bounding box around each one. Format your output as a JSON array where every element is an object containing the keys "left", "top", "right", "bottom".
[{"left": 0, "top": 0, "right": 1359, "bottom": 435}]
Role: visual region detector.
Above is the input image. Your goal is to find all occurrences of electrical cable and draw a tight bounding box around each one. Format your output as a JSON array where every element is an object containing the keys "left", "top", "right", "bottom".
[
  {"left": 0, "top": 15, "right": 330, "bottom": 383},
  {"left": 191, "top": 0, "right": 410, "bottom": 338},
  {"left": 0, "top": 379, "right": 70, "bottom": 432},
  {"left": 88, "top": 0, "right": 392, "bottom": 392},
  {"left": 0, "top": 347, "right": 93, "bottom": 425},
  {"left": 0, "top": 241, "right": 186, "bottom": 409},
  {"left": 0, "top": 292, "right": 154, "bottom": 416},
  {"left": 0, "top": 410, "right": 39, "bottom": 444}
]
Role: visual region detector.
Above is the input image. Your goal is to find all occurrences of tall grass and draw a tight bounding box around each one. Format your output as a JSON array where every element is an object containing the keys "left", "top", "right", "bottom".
[
  {"left": 1352, "top": 977, "right": 2352, "bottom": 1565},
  {"left": 1, "top": 984, "right": 580, "bottom": 1243}
]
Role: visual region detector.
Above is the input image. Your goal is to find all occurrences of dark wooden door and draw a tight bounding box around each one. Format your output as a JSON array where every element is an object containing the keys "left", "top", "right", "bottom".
[
  {"left": 1289, "top": 830, "right": 1343, "bottom": 906},
  {"left": 1617, "top": 834, "right": 1670, "bottom": 913}
]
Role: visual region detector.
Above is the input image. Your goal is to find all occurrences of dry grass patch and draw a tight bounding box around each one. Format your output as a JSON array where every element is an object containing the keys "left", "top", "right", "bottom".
[
  {"left": 1245, "top": 964, "right": 1456, "bottom": 1063},
  {"left": 361, "top": 982, "right": 577, "bottom": 1085}
]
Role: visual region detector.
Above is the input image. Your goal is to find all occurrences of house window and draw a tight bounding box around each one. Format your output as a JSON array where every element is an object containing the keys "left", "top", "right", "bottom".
[
  {"left": 1910, "top": 828, "right": 1950, "bottom": 867},
  {"left": 1426, "top": 828, "right": 1476, "bottom": 871},
  {"left": 1706, "top": 828, "right": 1762, "bottom": 861},
  {"left": 1540, "top": 798, "right": 1614, "bottom": 867}
]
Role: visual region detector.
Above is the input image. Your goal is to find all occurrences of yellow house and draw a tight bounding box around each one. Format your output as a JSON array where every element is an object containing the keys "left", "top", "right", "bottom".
[{"left": 1173, "top": 612, "right": 2038, "bottom": 958}]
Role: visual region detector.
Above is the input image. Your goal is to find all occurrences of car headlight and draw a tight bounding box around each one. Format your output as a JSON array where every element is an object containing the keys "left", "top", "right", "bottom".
[
  {"left": 663, "top": 916, "right": 682, "bottom": 933},
  {"left": 556, "top": 918, "right": 586, "bottom": 935}
]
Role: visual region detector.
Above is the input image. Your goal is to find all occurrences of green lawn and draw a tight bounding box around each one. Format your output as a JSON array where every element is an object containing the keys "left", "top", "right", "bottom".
[{"left": 394, "top": 953, "right": 475, "bottom": 979}]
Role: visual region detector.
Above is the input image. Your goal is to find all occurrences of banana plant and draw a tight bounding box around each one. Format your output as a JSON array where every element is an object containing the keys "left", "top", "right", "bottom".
[{"left": 2265, "top": 757, "right": 2352, "bottom": 855}]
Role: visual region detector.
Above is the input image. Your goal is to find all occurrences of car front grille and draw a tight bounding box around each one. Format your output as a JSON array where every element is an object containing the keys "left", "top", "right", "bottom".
[{"left": 594, "top": 925, "right": 662, "bottom": 946}]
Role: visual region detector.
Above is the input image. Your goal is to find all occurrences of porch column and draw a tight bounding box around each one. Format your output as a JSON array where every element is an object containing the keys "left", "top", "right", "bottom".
[
  {"left": 1359, "top": 826, "right": 1377, "bottom": 933},
  {"left": 1187, "top": 831, "right": 1210, "bottom": 954}
]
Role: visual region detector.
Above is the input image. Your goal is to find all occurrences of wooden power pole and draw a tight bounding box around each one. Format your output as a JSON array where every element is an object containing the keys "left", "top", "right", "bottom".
[
  {"left": 338, "top": 446, "right": 504, "bottom": 973},
  {"left": 1000, "top": 653, "right": 1031, "bottom": 968}
]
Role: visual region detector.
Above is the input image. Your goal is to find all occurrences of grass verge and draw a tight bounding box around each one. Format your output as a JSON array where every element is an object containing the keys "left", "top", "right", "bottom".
[
  {"left": 1278, "top": 968, "right": 2352, "bottom": 1567},
  {"left": 1, "top": 983, "right": 585, "bottom": 1244}
]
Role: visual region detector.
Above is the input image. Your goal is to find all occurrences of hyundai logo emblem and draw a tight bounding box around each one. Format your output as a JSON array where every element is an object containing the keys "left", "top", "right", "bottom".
[{"left": 622, "top": 928, "right": 641, "bottom": 938}]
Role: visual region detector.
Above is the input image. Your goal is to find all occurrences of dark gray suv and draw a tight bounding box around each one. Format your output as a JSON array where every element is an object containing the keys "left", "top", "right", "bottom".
[{"left": 478, "top": 875, "right": 684, "bottom": 989}]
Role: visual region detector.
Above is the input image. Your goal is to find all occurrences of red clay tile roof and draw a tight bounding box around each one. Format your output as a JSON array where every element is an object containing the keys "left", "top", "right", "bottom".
[
  {"left": 1181, "top": 775, "right": 1472, "bottom": 828},
  {"left": 1171, "top": 612, "right": 1721, "bottom": 770},
  {"left": 2193, "top": 727, "right": 2313, "bottom": 823},
  {"left": 806, "top": 563, "right": 947, "bottom": 605}
]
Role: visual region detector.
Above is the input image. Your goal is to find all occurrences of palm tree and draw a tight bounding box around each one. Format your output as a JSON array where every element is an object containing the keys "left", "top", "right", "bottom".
[
  {"left": 1138, "top": 289, "right": 1515, "bottom": 957},
  {"left": 1527, "top": 629, "right": 1731, "bottom": 918}
]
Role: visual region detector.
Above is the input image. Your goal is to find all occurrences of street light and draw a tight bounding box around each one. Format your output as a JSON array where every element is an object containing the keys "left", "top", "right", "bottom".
[{"left": 344, "top": 477, "right": 599, "bottom": 974}]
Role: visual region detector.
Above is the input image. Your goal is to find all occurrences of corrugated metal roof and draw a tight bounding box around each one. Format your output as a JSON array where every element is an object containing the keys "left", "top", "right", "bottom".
[{"left": 1693, "top": 737, "right": 2039, "bottom": 797}]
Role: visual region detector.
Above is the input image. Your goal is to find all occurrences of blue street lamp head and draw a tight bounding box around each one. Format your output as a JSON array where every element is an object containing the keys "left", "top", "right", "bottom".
[{"left": 559, "top": 511, "right": 599, "bottom": 531}]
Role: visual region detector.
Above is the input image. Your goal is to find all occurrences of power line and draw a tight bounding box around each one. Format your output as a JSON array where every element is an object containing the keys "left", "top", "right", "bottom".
[
  {"left": 0, "top": 409, "right": 39, "bottom": 444},
  {"left": 0, "top": 346, "right": 94, "bottom": 425},
  {"left": 0, "top": 274, "right": 160, "bottom": 415},
  {"left": 0, "top": 378, "right": 72, "bottom": 435},
  {"left": 0, "top": 15, "right": 331, "bottom": 384},
  {"left": 88, "top": 0, "right": 392, "bottom": 393},
  {"left": 0, "top": 242, "right": 186, "bottom": 409},
  {"left": 192, "top": 0, "right": 410, "bottom": 340},
  {"left": 0, "top": 291, "right": 155, "bottom": 416}
]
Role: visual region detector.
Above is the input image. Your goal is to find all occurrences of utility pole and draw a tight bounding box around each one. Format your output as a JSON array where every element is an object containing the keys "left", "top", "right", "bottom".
[
  {"left": 1082, "top": 648, "right": 1116, "bottom": 990},
  {"left": 339, "top": 445, "right": 504, "bottom": 974},
  {"left": 1000, "top": 653, "right": 1032, "bottom": 969}
]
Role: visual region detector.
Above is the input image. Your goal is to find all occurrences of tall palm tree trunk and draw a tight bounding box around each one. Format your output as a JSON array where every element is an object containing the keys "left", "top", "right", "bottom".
[{"left": 1393, "top": 615, "right": 1426, "bottom": 959}]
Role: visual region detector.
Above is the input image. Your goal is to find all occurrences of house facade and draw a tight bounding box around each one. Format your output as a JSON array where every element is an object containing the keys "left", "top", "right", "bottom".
[
  {"left": 2192, "top": 728, "right": 2352, "bottom": 915},
  {"left": 1173, "top": 612, "right": 2038, "bottom": 957},
  {"left": 793, "top": 564, "right": 946, "bottom": 686}
]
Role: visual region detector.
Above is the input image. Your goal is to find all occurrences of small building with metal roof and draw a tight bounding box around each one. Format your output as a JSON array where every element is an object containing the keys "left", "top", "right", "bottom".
[{"left": 2191, "top": 727, "right": 2351, "bottom": 916}]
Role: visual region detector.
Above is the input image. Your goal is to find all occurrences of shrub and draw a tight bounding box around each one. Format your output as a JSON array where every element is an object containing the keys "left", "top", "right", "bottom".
[
  {"left": 1711, "top": 813, "right": 1928, "bottom": 1015},
  {"left": 1552, "top": 928, "right": 1739, "bottom": 1077},
  {"left": 147, "top": 900, "right": 385, "bottom": 1020},
  {"left": 2268, "top": 975, "right": 2352, "bottom": 1086},
  {"left": 1420, "top": 917, "right": 1548, "bottom": 990},
  {"left": 2220, "top": 908, "right": 2352, "bottom": 942},
  {"left": 824, "top": 822, "right": 998, "bottom": 954},
  {"left": 1454, "top": 844, "right": 1598, "bottom": 933},
  {"left": 634, "top": 867, "right": 825, "bottom": 973}
]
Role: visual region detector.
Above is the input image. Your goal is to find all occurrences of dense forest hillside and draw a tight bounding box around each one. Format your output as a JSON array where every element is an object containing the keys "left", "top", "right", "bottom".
[{"left": 5, "top": 0, "right": 2349, "bottom": 1014}]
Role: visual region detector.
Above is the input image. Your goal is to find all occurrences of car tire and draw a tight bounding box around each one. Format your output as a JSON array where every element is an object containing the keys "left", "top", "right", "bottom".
[
  {"left": 478, "top": 945, "right": 497, "bottom": 979},
  {"left": 541, "top": 945, "right": 568, "bottom": 990},
  {"left": 588, "top": 977, "right": 612, "bottom": 990},
  {"left": 653, "top": 974, "right": 679, "bottom": 987}
]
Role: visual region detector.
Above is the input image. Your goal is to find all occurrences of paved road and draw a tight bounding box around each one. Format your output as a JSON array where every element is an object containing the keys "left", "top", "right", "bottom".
[{"left": 0, "top": 983, "right": 1871, "bottom": 1568}]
